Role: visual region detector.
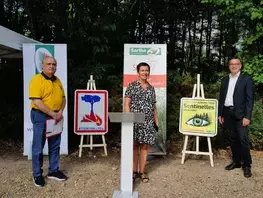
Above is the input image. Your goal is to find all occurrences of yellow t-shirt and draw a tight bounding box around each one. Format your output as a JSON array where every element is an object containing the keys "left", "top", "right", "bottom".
[{"left": 29, "top": 73, "right": 65, "bottom": 111}]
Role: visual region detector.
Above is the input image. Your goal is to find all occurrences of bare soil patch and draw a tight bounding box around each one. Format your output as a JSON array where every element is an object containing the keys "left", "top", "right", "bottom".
[{"left": 0, "top": 140, "right": 262, "bottom": 198}]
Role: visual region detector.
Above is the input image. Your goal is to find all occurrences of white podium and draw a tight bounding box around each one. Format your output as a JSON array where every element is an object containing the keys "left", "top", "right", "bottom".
[{"left": 109, "top": 112, "right": 145, "bottom": 198}]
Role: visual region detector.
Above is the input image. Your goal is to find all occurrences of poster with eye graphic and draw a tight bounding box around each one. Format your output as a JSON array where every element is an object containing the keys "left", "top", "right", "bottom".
[{"left": 179, "top": 98, "right": 218, "bottom": 137}]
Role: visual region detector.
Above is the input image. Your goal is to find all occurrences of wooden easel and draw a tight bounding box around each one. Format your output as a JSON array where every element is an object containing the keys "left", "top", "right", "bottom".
[
  {"left": 78, "top": 75, "right": 108, "bottom": 158},
  {"left": 181, "top": 74, "right": 214, "bottom": 167}
]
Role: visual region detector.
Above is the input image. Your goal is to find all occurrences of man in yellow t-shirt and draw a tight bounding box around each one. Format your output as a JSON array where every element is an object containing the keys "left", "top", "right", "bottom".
[{"left": 29, "top": 56, "right": 67, "bottom": 187}]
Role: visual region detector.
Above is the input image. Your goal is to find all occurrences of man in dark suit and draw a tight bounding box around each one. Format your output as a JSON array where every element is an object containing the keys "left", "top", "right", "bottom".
[{"left": 218, "top": 58, "right": 254, "bottom": 178}]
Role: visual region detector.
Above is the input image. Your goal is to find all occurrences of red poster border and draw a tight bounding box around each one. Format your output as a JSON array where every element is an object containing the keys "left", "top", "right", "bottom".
[{"left": 74, "top": 90, "right": 108, "bottom": 134}]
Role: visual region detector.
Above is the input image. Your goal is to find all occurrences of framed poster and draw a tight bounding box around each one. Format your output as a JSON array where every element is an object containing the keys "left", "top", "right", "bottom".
[
  {"left": 179, "top": 98, "right": 218, "bottom": 137},
  {"left": 74, "top": 90, "right": 108, "bottom": 134}
]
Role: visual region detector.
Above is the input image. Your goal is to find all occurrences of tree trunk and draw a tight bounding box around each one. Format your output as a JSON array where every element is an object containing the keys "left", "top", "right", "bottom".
[
  {"left": 182, "top": 18, "right": 187, "bottom": 69},
  {"left": 24, "top": 0, "right": 37, "bottom": 39},
  {"left": 218, "top": 18, "right": 223, "bottom": 70},
  {"left": 206, "top": 9, "right": 212, "bottom": 60},
  {"left": 188, "top": 20, "right": 192, "bottom": 68},
  {"left": 198, "top": 15, "right": 204, "bottom": 70},
  {"left": 0, "top": 0, "right": 7, "bottom": 26}
]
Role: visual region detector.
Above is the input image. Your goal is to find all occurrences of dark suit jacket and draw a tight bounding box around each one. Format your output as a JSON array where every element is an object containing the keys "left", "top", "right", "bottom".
[{"left": 218, "top": 74, "right": 255, "bottom": 120}]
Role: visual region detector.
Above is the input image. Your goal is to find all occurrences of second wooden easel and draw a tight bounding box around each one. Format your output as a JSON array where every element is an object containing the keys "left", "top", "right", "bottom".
[{"left": 181, "top": 74, "right": 214, "bottom": 167}]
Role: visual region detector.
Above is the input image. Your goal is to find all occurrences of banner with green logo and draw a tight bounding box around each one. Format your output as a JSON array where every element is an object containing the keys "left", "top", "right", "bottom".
[
  {"left": 34, "top": 45, "right": 55, "bottom": 74},
  {"left": 23, "top": 44, "right": 68, "bottom": 156},
  {"left": 124, "top": 44, "right": 167, "bottom": 155}
]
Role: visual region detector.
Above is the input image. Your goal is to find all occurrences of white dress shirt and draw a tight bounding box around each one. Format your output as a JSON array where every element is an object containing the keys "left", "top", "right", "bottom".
[{"left": 224, "top": 72, "right": 240, "bottom": 107}]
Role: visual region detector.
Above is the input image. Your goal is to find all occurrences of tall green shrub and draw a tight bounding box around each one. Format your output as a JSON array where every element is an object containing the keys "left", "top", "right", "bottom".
[{"left": 249, "top": 101, "right": 263, "bottom": 150}]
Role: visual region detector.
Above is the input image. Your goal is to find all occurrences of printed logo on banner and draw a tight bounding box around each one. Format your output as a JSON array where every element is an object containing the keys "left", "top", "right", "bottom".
[
  {"left": 34, "top": 45, "right": 55, "bottom": 74},
  {"left": 129, "top": 48, "right": 161, "bottom": 55},
  {"left": 74, "top": 90, "right": 108, "bottom": 133}
]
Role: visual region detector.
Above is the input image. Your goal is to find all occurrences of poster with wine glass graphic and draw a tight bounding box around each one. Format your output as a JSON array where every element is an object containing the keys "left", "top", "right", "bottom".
[{"left": 74, "top": 90, "right": 108, "bottom": 134}]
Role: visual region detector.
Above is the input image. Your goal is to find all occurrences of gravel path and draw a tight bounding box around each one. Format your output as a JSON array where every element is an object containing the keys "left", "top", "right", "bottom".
[{"left": 0, "top": 148, "right": 262, "bottom": 198}]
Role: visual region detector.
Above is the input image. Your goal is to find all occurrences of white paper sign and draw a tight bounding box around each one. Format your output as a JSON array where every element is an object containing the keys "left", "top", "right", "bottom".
[{"left": 45, "top": 118, "right": 64, "bottom": 138}]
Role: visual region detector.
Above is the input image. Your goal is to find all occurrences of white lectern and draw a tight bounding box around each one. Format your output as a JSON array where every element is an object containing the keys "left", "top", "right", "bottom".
[{"left": 109, "top": 112, "right": 145, "bottom": 198}]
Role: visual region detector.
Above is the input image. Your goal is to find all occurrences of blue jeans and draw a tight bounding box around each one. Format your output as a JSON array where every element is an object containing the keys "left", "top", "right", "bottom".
[{"left": 31, "top": 110, "right": 61, "bottom": 177}]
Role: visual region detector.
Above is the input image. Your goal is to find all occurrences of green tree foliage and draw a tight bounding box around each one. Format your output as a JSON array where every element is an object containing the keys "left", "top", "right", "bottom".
[
  {"left": 203, "top": 0, "right": 263, "bottom": 83},
  {"left": 0, "top": 0, "right": 262, "bottom": 149},
  {"left": 249, "top": 101, "right": 263, "bottom": 150}
]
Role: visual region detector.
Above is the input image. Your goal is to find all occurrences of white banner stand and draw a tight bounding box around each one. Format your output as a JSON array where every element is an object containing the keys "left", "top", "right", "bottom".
[
  {"left": 23, "top": 44, "right": 68, "bottom": 158},
  {"left": 109, "top": 112, "right": 145, "bottom": 198},
  {"left": 181, "top": 74, "right": 214, "bottom": 167},
  {"left": 78, "top": 75, "right": 108, "bottom": 157}
]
